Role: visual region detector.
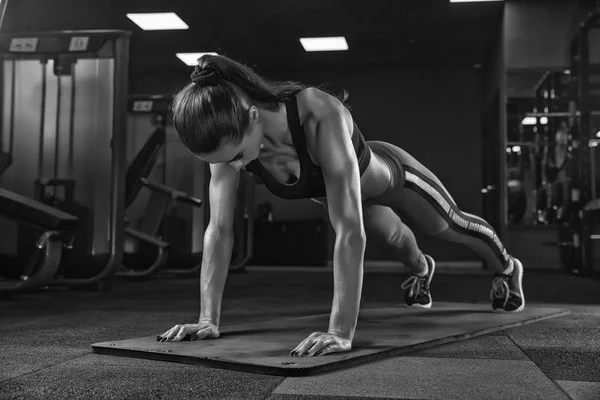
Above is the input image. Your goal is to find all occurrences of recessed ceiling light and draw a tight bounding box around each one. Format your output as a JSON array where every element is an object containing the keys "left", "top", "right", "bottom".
[
  {"left": 126, "top": 12, "right": 189, "bottom": 31},
  {"left": 176, "top": 52, "right": 219, "bottom": 66},
  {"left": 299, "top": 37, "right": 348, "bottom": 52}
]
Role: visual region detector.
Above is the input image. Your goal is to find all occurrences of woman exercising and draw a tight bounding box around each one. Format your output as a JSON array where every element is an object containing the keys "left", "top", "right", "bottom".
[{"left": 157, "top": 55, "right": 525, "bottom": 357}]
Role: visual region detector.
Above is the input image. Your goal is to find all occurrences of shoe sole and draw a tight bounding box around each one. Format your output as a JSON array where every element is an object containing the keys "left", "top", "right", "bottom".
[
  {"left": 405, "top": 255, "right": 435, "bottom": 309},
  {"left": 493, "top": 257, "right": 525, "bottom": 313}
]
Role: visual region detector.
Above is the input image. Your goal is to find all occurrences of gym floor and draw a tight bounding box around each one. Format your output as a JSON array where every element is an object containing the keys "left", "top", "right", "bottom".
[{"left": 1, "top": 266, "right": 599, "bottom": 400}]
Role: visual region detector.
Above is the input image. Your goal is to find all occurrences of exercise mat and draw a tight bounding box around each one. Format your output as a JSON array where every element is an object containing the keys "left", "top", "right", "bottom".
[{"left": 92, "top": 302, "right": 569, "bottom": 376}]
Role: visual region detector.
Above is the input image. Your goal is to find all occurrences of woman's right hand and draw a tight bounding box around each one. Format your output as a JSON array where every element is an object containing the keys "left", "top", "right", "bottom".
[{"left": 156, "top": 321, "right": 220, "bottom": 342}]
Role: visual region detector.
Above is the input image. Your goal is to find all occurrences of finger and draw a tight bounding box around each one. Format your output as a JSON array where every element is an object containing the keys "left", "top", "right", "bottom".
[
  {"left": 172, "top": 326, "right": 195, "bottom": 341},
  {"left": 290, "top": 338, "right": 310, "bottom": 355},
  {"left": 164, "top": 325, "right": 184, "bottom": 341},
  {"left": 298, "top": 336, "right": 331, "bottom": 357},
  {"left": 300, "top": 339, "right": 322, "bottom": 356},
  {"left": 174, "top": 325, "right": 211, "bottom": 342},
  {"left": 314, "top": 337, "right": 344, "bottom": 357},
  {"left": 290, "top": 338, "right": 316, "bottom": 357},
  {"left": 174, "top": 326, "right": 209, "bottom": 341},
  {"left": 305, "top": 338, "right": 337, "bottom": 357},
  {"left": 157, "top": 326, "right": 178, "bottom": 340},
  {"left": 290, "top": 332, "right": 332, "bottom": 356},
  {"left": 292, "top": 331, "right": 322, "bottom": 351},
  {"left": 290, "top": 345, "right": 304, "bottom": 357},
  {"left": 314, "top": 345, "right": 333, "bottom": 357},
  {"left": 157, "top": 327, "right": 176, "bottom": 342}
]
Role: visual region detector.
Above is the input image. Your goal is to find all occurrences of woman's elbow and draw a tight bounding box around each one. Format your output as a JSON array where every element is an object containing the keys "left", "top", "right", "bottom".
[{"left": 337, "top": 224, "right": 366, "bottom": 242}]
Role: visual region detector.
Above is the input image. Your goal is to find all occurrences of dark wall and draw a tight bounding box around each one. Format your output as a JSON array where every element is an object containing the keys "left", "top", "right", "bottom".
[
  {"left": 505, "top": 1, "right": 600, "bottom": 98},
  {"left": 480, "top": 9, "right": 507, "bottom": 243},
  {"left": 504, "top": 0, "right": 580, "bottom": 71},
  {"left": 132, "top": 65, "right": 484, "bottom": 262}
]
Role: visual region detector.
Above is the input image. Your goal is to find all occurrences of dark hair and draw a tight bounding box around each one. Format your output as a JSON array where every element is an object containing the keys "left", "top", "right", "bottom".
[{"left": 172, "top": 54, "right": 349, "bottom": 155}]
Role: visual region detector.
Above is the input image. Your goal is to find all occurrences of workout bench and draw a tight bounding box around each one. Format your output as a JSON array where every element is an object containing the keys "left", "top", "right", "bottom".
[{"left": 0, "top": 188, "right": 77, "bottom": 294}]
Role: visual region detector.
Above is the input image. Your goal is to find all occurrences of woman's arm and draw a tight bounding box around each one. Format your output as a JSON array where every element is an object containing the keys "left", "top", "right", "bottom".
[
  {"left": 305, "top": 88, "right": 367, "bottom": 342},
  {"left": 199, "top": 163, "right": 241, "bottom": 327},
  {"left": 158, "top": 163, "right": 239, "bottom": 342}
]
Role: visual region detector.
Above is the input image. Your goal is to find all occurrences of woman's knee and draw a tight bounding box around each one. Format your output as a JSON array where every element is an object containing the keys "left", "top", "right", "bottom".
[
  {"left": 363, "top": 205, "right": 405, "bottom": 242},
  {"left": 386, "top": 223, "right": 410, "bottom": 247}
]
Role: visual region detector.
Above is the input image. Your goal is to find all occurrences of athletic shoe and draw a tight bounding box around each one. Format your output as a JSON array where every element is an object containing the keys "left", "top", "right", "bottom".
[
  {"left": 401, "top": 254, "right": 436, "bottom": 308},
  {"left": 491, "top": 257, "right": 525, "bottom": 312}
]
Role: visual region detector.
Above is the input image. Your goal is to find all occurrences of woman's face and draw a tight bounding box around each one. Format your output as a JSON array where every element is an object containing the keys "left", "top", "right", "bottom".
[{"left": 197, "top": 106, "right": 263, "bottom": 170}]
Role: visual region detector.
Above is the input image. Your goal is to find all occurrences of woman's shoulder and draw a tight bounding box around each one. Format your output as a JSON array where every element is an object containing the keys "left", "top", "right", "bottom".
[
  {"left": 295, "top": 87, "right": 347, "bottom": 124},
  {"left": 296, "top": 87, "right": 339, "bottom": 108}
]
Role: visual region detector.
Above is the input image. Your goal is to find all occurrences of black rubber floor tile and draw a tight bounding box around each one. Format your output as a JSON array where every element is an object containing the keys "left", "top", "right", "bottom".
[
  {"left": 408, "top": 335, "right": 529, "bottom": 360},
  {"left": 0, "top": 345, "right": 86, "bottom": 381},
  {"left": 267, "top": 395, "right": 427, "bottom": 400},
  {"left": 0, "top": 353, "right": 284, "bottom": 400},
  {"left": 523, "top": 348, "right": 600, "bottom": 382},
  {"left": 556, "top": 380, "right": 600, "bottom": 400}
]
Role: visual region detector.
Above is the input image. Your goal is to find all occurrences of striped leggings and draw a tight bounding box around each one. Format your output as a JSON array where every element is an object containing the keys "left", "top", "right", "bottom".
[{"left": 360, "top": 141, "right": 510, "bottom": 274}]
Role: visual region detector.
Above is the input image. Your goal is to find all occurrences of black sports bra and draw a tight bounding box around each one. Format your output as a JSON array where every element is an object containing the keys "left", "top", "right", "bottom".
[{"left": 245, "top": 94, "right": 371, "bottom": 199}]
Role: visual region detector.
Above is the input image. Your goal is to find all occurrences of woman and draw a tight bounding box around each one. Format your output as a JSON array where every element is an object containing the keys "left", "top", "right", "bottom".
[{"left": 157, "top": 55, "right": 525, "bottom": 358}]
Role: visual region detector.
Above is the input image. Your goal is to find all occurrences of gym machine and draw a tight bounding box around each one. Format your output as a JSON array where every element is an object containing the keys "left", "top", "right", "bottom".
[
  {"left": 531, "top": 71, "right": 573, "bottom": 226},
  {"left": 0, "top": 0, "right": 8, "bottom": 174},
  {"left": 119, "top": 94, "right": 204, "bottom": 279},
  {"left": 0, "top": 30, "right": 129, "bottom": 293},
  {"left": 524, "top": 9, "right": 600, "bottom": 276},
  {"left": 566, "top": 8, "right": 600, "bottom": 277}
]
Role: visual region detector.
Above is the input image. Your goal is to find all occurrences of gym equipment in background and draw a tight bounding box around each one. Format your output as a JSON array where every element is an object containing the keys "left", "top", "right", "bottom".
[
  {"left": 0, "top": 0, "right": 10, "bottom": 176},
  {"left": 507, "top": 178, "right": 527, "bottom": 225},
  {"left": 0, "top": 188, "right": 77, "bottom": 294},
  {"left": 523, "top": 9, "right": 600, "bottom": 276},
  {"left": 118, "top": 95, "right": 203, "bottom": 279},
  {"left": 0, "top": 30, "right": 129, "bottom": 293}
]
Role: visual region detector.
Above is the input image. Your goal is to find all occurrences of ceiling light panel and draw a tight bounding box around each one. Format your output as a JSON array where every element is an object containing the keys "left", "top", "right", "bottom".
[
  {"left": 176, "top": 52, "right": 219, "bottom": 66},
  {"left": 127, "top": 12, "right": 189, "bottom": 31},
  {"left": 299, "top": 37, "right": 349, "bottom": 52}
]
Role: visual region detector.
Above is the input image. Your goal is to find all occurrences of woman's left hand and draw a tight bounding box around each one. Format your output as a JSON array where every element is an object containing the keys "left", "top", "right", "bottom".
[{"left": 290, "top": 331, "right": 352, "bottom": 357}]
